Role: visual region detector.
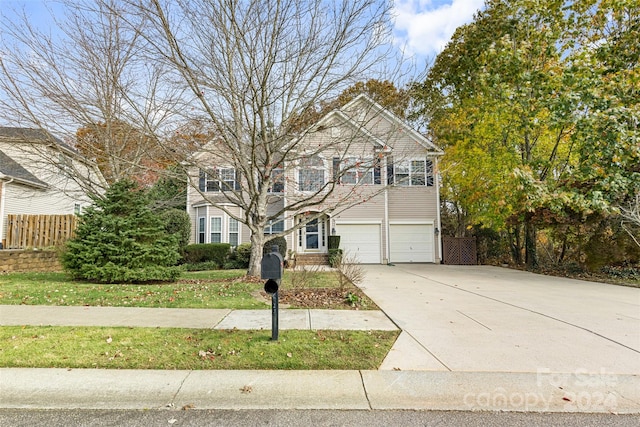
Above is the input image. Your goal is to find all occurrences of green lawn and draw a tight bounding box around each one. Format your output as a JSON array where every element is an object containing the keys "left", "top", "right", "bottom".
[
  {"left": 0, "top": 270, "right": 267, "bottom": 309},
  {"left": 0, "top": 269, "right": 394, "bottom": 370},
  {"left": 0, "top": 326, "right": 398, "bottom": 370},
  {"left": 0, "top": 269, "right": 369, "bottom": 309}
]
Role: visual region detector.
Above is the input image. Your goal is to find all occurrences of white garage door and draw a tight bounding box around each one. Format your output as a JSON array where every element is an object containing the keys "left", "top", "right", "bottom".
[
  {"left": 390, "top": 224, "right": 434, "bottom": 263},
  {"left": 336, "top": 223, "right": 381, "bottom": 264}
]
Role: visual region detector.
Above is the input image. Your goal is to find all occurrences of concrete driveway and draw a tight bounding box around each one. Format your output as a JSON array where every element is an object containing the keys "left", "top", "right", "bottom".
[{"left": 358, "top": 264, "right": 640, "bottom": 374}]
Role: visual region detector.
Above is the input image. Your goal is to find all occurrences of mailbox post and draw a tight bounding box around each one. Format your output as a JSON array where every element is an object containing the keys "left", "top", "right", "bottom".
[{"left": 261, "top": 245, "right": 283, "bottom": 341}]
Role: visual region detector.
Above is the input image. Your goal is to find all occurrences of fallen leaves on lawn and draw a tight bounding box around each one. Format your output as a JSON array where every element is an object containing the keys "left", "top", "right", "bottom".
[{"left": 269, "top": 288, "right": 369, "bottom": 309}]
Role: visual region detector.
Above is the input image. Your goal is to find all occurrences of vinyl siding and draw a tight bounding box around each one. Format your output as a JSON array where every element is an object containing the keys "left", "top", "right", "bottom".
[
  {"left": 387, "top": 186, "right": 438, "bottom": 219},
  {"left": 0, "top": 142, "right": 99, "bottom": 243}
]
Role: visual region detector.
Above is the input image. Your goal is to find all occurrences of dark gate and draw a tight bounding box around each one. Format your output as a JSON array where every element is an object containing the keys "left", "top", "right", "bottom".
[{"left": 443, "top": 237, "right": 477, "bottom": 265}]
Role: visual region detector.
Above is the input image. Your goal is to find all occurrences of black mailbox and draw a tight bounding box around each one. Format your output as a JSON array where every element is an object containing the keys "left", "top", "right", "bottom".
[{"left": 261, "top": 246, "right": 283, "bottom": 280}]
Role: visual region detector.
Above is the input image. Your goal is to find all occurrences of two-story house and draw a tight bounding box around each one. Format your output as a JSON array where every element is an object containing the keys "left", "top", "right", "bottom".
[
  {"left": 186, "top": 94, "right": 443, "bottom": 264},
  {"left": 0, "top": 127, "right": 105, "bottom": 248}
]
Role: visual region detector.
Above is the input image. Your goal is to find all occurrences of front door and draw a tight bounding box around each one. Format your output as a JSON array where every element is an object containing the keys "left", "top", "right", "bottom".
[
  {"left": 306, "top": 218, "right": 320, "bottom": 249},
  {"left": 299, "top": 216, "right": 328, "bottom": 252}
]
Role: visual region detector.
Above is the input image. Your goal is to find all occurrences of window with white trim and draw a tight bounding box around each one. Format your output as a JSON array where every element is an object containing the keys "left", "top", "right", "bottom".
[
  {"left": 298, "top": 155, "right": 324, "bottom": 191},
  {"left": 228, "top": 218, "right": 239, "bottom": 247},
  {"left": 339, "top": 157, "right": 374, "bottom": 185},
  {"left": 198, "top": 217, "right": 206, "bottom": 244},
  {"left": 210, "top": 217, "right": 222, "bottom": 243},
  {"left": 199, "top": 168, "right": 239, "bottom": 192},
  {"left": 391, "top": 159, "right": 434, "bottom": 187}
]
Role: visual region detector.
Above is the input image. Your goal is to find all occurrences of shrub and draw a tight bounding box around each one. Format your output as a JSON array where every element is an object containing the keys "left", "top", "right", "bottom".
[
  {"left": 328, "top": 248, "right": 343, "bottom": 268},
  {"left": 234, "top": 243, "right": 252, "bottom": 268},
  {"left": 264, "top": 236, "right": 287, "bottom": 258},
  {"left": 333, "top": 251, "right": 365, "bottom": 290},
  {"left": 183, "top": 261, "right": 221, "bottom": 271},
  {"left": 160, "top": 209, "right": 191, "bottom": 253},
  {"left": 61, "top": 179, "right": 182, "bottom": 283},
  {"left": 328, "top": 235, "right": 341, "bottom": 250},
  {"left": 183, "top": 243, "right": 231, "bottom": 267}
]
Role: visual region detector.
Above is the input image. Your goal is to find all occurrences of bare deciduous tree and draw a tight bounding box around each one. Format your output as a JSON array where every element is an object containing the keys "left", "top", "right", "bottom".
[
  {"left": 2, "top": 0, "right": 425, "bottom": 277},
  {"left": 127, "top": 0, "right": 413, "bottom": 275},
  {"left": 619, "top": 193, "right": 640, "bottom": 248},
  {"left": 0, "top": 0, "right": 184, "bottom": 192}
]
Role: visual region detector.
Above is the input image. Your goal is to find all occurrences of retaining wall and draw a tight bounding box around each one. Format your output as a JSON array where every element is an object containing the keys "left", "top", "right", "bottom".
[{"left": 0, "top": 250, "right": 62, "bottom": 273}]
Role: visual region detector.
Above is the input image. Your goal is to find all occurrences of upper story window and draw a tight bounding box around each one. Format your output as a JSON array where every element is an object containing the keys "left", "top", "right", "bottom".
[
  {"left": 335, "top": 157, "right": 377, "bottom": 185},
  {"left": 268, "top": 166, "right": 284, "bottom": 193},
  {"left": 199, "top": 167, "right": 240, "bottom": 192},
  {"left": 388, "top": 158, "right": 434, "bottom": 187},
  {"left": 298, "top": 155, "right": 324, "bottom": 192}
]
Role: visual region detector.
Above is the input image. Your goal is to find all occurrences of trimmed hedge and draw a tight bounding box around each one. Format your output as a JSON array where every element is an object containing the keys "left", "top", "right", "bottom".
[
  {"left": 264, "top": 236, "right": 287, "bottom": 258},
  {"left": 328, "top": 235, "right": 341, "bottom": 250},
  {"left": 183, "top": 243, "right": 231, "bottom": 267}
]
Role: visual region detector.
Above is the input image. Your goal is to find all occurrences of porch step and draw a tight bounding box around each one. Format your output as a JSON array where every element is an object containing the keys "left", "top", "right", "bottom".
[{"left": 295, "top": 254, "right": 329, "bottom": 266}]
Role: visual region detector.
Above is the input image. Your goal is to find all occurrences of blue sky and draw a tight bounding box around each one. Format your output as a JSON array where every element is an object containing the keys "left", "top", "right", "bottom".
[
  {"left": 2, "top": 0, "right": 484, "bottom": 65},
  {"left": 392, "top": 0, "right": 485, "bottom": 61}
]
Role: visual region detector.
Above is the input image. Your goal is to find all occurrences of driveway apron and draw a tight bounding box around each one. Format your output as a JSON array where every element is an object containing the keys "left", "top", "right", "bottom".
[{"left": 358, "top": 264, "right": 640, "bottom": 374}]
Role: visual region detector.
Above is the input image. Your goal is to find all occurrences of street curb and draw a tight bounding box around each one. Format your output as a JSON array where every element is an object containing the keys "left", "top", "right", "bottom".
[{"left": 1, "top": 368, "right": 638, "bottom": 413}]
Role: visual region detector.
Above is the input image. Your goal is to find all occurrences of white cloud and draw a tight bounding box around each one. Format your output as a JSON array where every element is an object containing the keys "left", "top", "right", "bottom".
[{"left": 392, "top": 0, "right": 485, "bottom": 61}]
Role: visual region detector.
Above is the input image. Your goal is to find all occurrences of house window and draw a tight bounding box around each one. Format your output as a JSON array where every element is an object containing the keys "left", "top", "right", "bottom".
[
  {"left": 74, "top": 203, "right": 81, "bottom": 215},
  {"left": 299, "top": 155, "right": 324, "bottom": 191},
  {"left": 264, "top": 217, "right": 285, "bottom": 234},
  {"left": 210, "top": 217, "right": 222, "bottom": 243},
  {"left": 228, "top": 218, "right": 239, "bottom": 247},
  {"left": 338, "top": 157, "right": 374, "bottom": 185},
  {"left": 198, "top": 217, "right": 206, "bottom": 244},
  {"left": 391, "top": 159, "right": 434, "bottom": 187},
  {"left": 268, "top": 167, "right": 284, "bottom": 193},
  {"left": 199, "top": 168, "right": 239, "bottom": 192}
]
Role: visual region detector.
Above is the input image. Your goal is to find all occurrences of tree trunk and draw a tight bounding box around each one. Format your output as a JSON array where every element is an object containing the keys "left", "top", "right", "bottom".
[
  {"left": 247, "top": 231, "right": 266, "bottom": 277},
  {"left": 510, "top": 224, "right": 523, "bottom": 264},
  {"left": 525, "top": 216, "right": 537, "bottom": 268}
]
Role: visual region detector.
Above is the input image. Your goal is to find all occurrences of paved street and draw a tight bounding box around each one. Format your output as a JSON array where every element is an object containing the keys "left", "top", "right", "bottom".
[{"left": 1, "top": 408, "right": 638, "bottom": 427}]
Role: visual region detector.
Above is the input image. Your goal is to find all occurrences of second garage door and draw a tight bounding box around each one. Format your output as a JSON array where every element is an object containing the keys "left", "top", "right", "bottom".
[
  {"left": 390, "top": 223, "right": 434, "bottom": 263},
  {"left": 336, "top": 223, "right": 381, "bottom": 264}
]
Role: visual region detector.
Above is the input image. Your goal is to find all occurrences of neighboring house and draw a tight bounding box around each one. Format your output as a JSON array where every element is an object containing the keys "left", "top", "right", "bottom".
[
  {"left": 186, "top": 95, "right": 444, "bottom": 264},
  {"left": 0, "top": 127, "right": 105, "bottom": 248}
]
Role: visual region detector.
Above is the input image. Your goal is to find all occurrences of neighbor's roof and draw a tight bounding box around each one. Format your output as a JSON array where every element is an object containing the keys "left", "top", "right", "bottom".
[
  {"left": 0, "top": 126, "right": 77, "bottom": 155},
  {"left": 0, "top": 149, "right": 48, "bottom": 188}
]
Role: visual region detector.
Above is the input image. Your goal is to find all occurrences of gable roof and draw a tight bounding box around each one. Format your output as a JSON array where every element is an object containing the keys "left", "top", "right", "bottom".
[
  {"left": 311, "top": 109, "right": 387, "bottom": 148},
  {"left": 0, "top": 126, "right": 79, "bottom": 157},
  {"left": 341, "top": 94, "right": 444, "bottom": 155},
  {"left": 0, "top": 149, "right": 48, "bottom": 188}
]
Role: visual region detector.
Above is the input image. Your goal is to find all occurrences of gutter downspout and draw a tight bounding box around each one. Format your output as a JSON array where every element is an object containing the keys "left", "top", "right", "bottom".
[
  {"left": 384, "top": 186, "right": 390, "bottom": 264},
  {"left": 0, "top": 176, "right": 14, "bottom": 249},
  {"left": 435, "top": 158, "right": 443, "bottom": 263}
]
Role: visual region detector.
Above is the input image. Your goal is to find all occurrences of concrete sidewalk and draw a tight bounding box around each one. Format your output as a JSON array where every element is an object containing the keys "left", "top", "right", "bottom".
[{"left": 0, "top": 305, "right": 397, "bottom": 331}]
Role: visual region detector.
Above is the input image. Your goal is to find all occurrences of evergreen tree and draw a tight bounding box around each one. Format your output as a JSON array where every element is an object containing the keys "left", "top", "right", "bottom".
[{"left": 62, "top": 180, "right": 182, "bottom": 283}]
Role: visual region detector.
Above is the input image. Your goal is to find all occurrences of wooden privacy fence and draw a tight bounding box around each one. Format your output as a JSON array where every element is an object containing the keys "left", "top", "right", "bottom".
[
  {"left": 443, "top": 237, "right": 477, "bottom": 265},
  {"left": 5, "top": 214, "right": 77, "bottom": 249}
]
